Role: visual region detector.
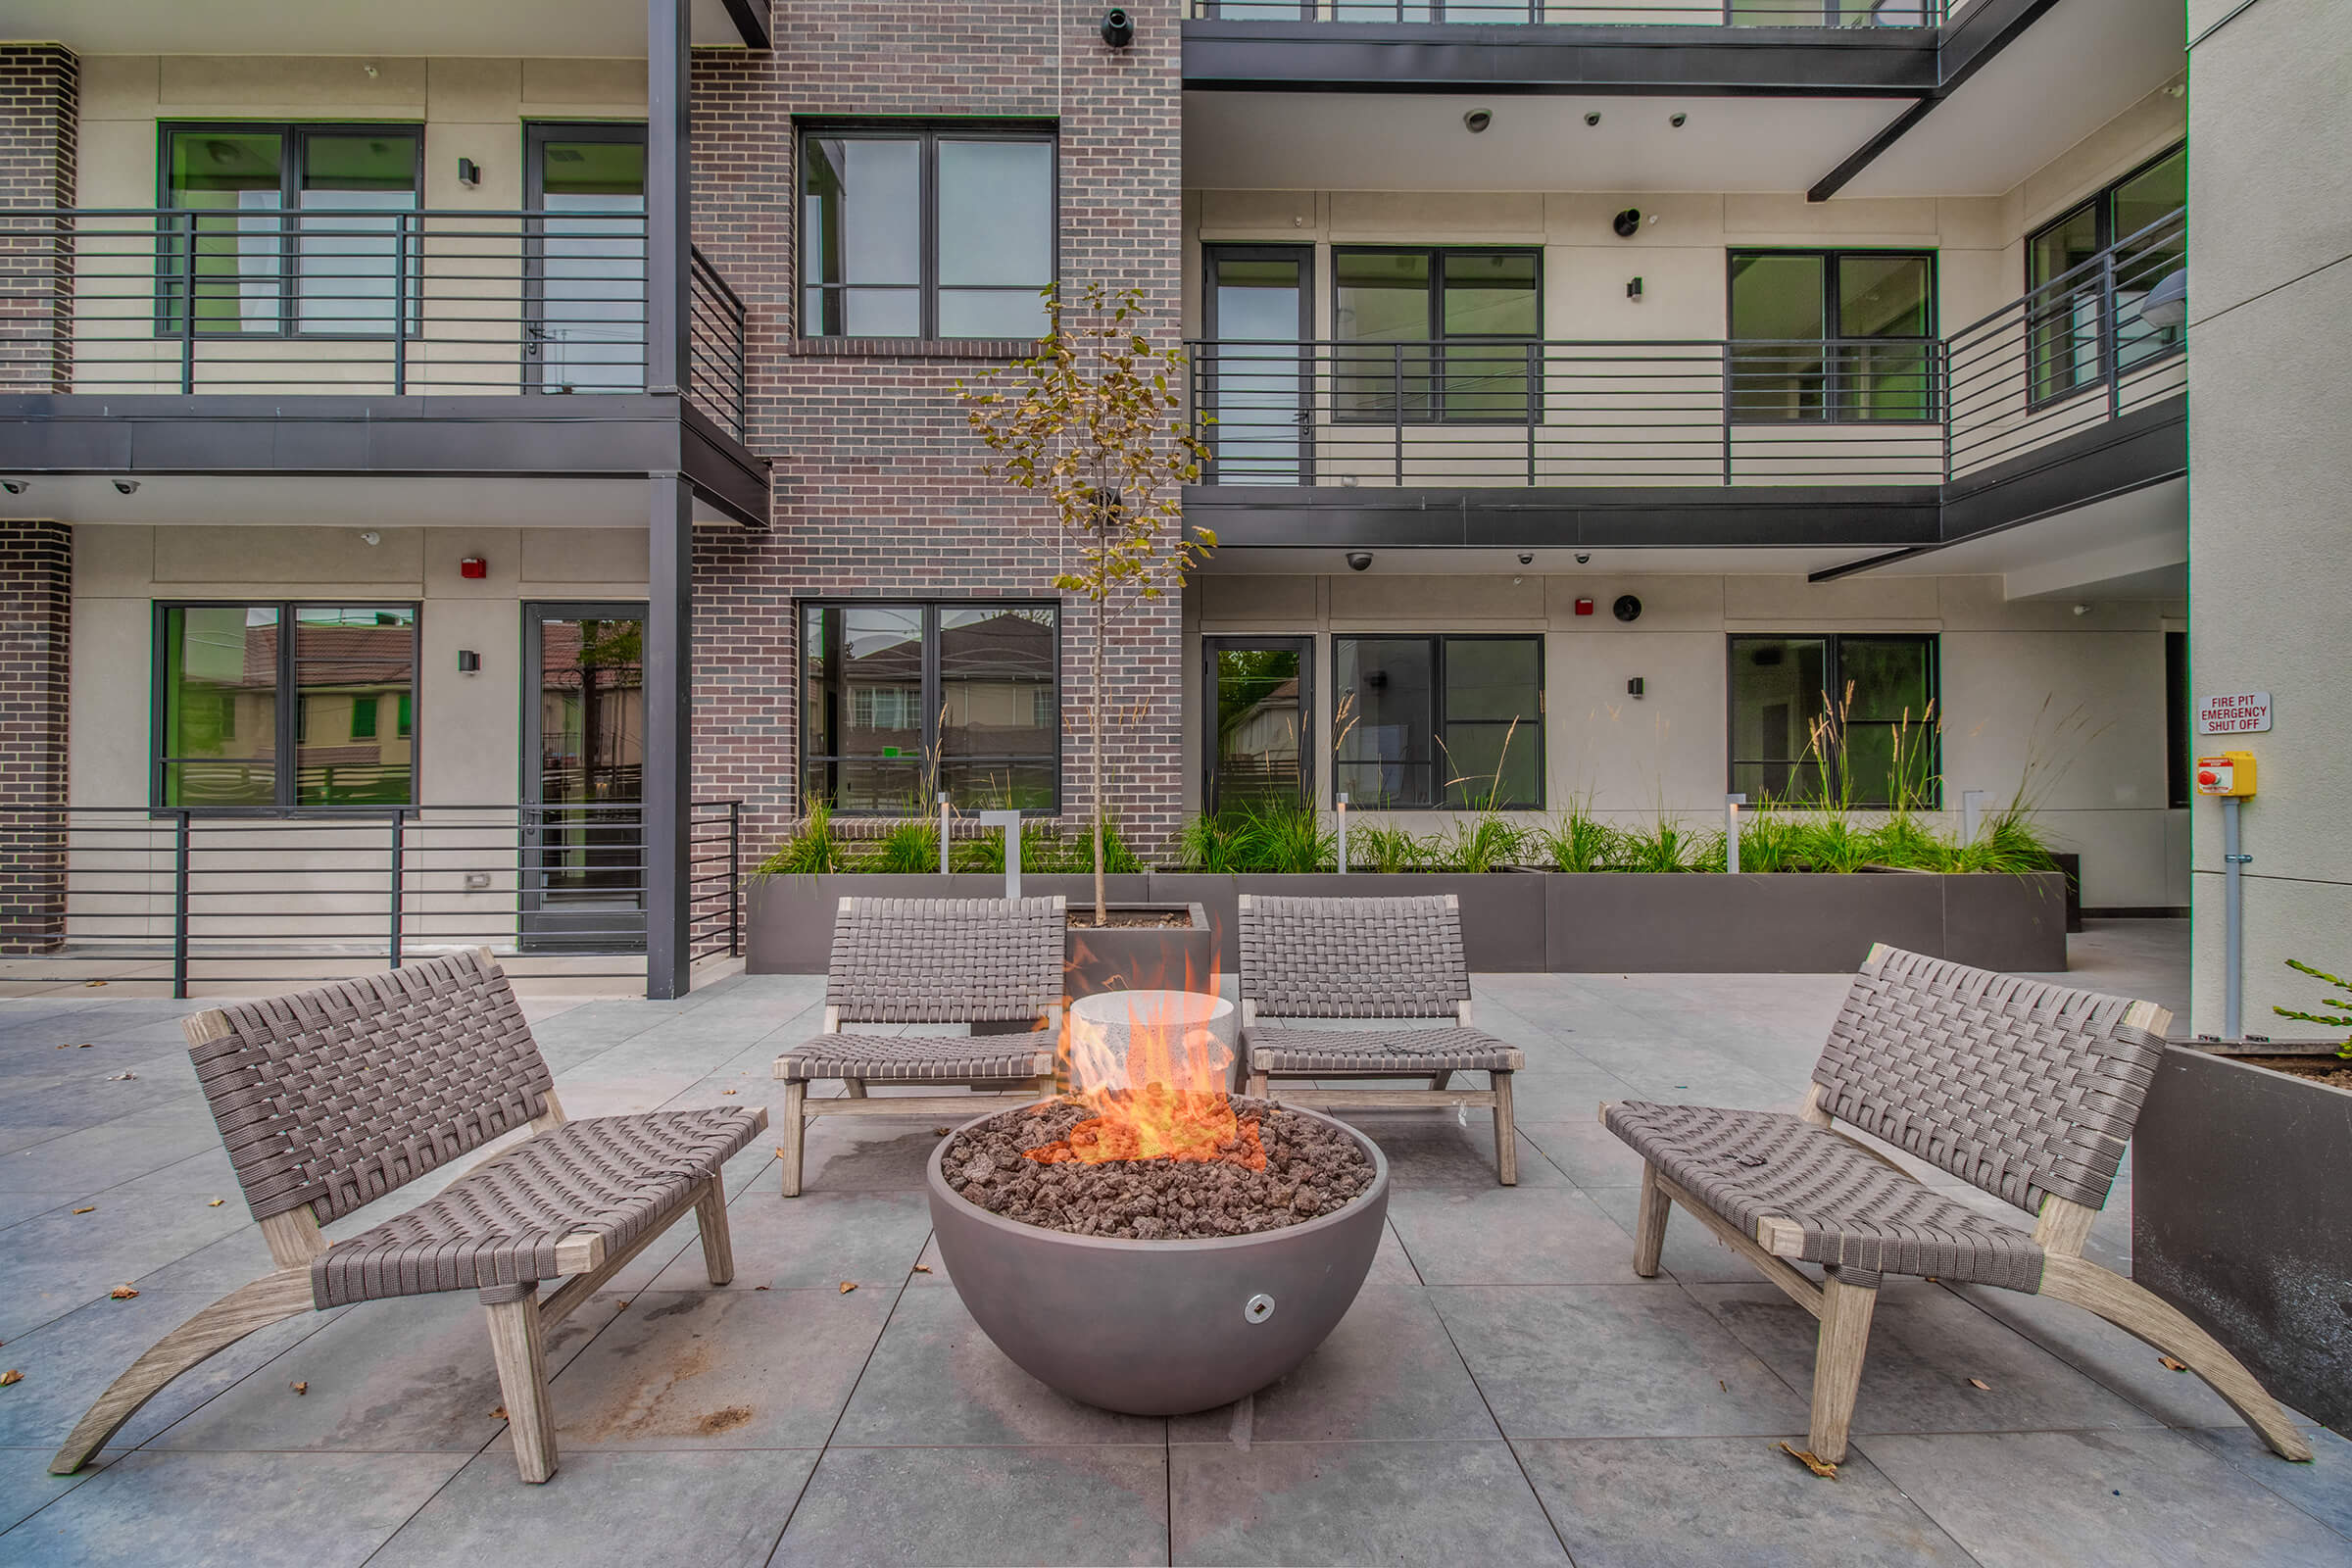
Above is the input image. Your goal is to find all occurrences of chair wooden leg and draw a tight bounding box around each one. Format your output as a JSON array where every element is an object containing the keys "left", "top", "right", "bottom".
[
  {"left": 483, "top": 1296, "right": 558, "bottom": 1484},
  {"left": 49, "top": 1270, "right": 314, "bottom": 1475},
  {"left": 1428, "top": 1069, "right": 1452, "bottom": 1091},
  {"left": 1632, "top": 1160, "right": 1671, "bottom": 1278},
  {"left": 779, "top": 1079, "right": 808, "bottom": 1199},
  {"left": 1246, "top": 1071, "right": 1269, "bottom": 1098},
  {"left": 694, "top": 1179, "right": 736, "bottom": 1286},
  {"left": 843, "top": 1078, "right": 868, "bottom": 1099},
  {"left": 2038, "top": 1254, "right": 2313, "bottom": 1461},
  {"left": 1807, "top": 1272, "right": 1878, "bottom": 1465},
  {"left": 1491, "top": 1070, "right": 1518, "bottom": 1186}
]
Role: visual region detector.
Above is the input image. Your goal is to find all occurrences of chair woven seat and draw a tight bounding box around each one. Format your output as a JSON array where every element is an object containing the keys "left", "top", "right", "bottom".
[
  {"left": 315, "top": 1105, "right": 762, "bottom": 1308},
  {"left": 775, "top": 1033, "right": 1054, "bottom": 1085},
  {"left": 1603, "top": 1099, "right": 2045, "bottom": 1292},
  {"left": 1245, "top": 1026, "right": 1525, "bottom": 1076}
]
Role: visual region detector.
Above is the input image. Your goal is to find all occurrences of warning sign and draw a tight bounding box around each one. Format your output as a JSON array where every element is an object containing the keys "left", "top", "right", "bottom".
[{"left": 2196, "top": 692, "right": 2272, "bottom": 735}]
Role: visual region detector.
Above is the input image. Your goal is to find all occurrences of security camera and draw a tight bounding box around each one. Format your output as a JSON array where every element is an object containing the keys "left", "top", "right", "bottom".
[
  {"left": 1613, "top": 208, "right": 1642, "bottom": 239},
  {"left": 1575, "top": 553, "right": 1592, "bottom": 565},
  {"left": 1585, "top": 112, "right": 1601, "bottom": 127},
  {"left": 113, "top": 479, "right": 139, "bottom": 496},
  {"left": 1462, "top": 109, "right": 1493, "bottom": 134},
  {"left": 1346, "top": 551, "right": 1374, "bottom": 572},
  {"left": 1100, "top": 8, "right": 1133, "bottom": 47},
  {"left": 0, "top": 480, "right": 24, "bottom": 496},
  {"left": 1670, "top": 112, "right": 1687, "bottom": 128},
  {"left": 1517, "top": 552, "right": 1535, "bottom": 566}
]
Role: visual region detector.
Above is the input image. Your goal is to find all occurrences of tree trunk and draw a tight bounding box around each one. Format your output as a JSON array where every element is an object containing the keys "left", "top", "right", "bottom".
[{"left": 1091, "top": 588, "right": 1107, "bottom": 927}]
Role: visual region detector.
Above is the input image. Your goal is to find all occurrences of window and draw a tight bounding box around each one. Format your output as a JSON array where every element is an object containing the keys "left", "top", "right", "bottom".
[
  {"left": 1334, "top": 635, "right": 1542, "bottom": 809},
  {"left": 159, "top": 123, "right": 421, "bottom": 337},
  {"left": 1334, "top": 247, "right": 1541, "bottom": 423},
  {"left": 1729, "top": 250, "right": 1936, "bottom": 421},
  {"left": 1728, "top": 635, "right": 1937, "bottom": 807},
  {"left": 800, "top": 125, "right": 1055, "bottom": 340},
  {"left": 156, "top": 604, "right": 418, "bottom": 809},
  {"left": 803, "top": 602, "right": 1058, "bottom": 812},
  {"left": 2166, "top": 631, "right": 2189, "bottom": 809},
  {"left": 2028, "top": 144, "right": 2185, "bottom": 405}
]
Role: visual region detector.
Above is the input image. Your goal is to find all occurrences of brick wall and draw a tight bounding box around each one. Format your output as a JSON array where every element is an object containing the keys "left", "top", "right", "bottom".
[
  {"left": 0, "top": 43, "right": 77, "bottom": 394},
  {"left": 688, "top": 1, "right": 1187, "bottom": 861},
  {"left": 0, "top": 523, "right": 70, "bottom": 952}
]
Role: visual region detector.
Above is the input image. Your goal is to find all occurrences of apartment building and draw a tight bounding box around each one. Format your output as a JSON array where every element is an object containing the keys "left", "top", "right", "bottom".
[{"left": 0, "top": 0, "right": 2281, "bottom": 1006}]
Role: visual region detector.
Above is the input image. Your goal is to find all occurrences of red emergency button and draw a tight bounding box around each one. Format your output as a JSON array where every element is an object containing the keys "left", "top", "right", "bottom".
[{"left": 2197, "top": 770, "right": 2218, "bottom": 788}]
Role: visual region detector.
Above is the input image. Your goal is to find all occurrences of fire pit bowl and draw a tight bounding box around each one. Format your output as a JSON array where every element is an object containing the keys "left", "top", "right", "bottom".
[{"left": 925, "top": 1101, "right": 1390, "bottom": 1416}]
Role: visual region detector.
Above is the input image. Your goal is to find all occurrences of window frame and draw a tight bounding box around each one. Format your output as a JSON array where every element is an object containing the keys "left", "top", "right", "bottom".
[
  {"left": 796, "top": 120, "right": 1060, "bottom": 343},
  {"left": 1330, "top": 244, "right": 1544, "bottom": 426},
  {"left": 150, "top": 600, "right": 422, "bottom": 815},
  {"left": 799, "top": 598, "right": 1063, "bottom": 815},
  {"left": 1725, "top": 247, "right": 1939, "bottom": 424},
  {"left": 1331, "top": 632, "right": 1545, "bottom": 811},
  {"left": 155, "top": 121, "right": 426, "bottom": 342},
  {"left": 1724, "top": 632, "right": 1939, "bottom": 808},
  {"left": 2024, "top": 141, "right": 2186, "bottom": 412}
]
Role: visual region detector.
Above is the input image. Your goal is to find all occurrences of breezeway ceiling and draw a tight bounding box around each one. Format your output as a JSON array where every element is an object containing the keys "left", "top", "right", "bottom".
[
  {"left": 1184, "top": 92, "right": 1911, "bottom": 194},
  {"left": 0, "top": 0, "right": 757, "bottom": 57}
]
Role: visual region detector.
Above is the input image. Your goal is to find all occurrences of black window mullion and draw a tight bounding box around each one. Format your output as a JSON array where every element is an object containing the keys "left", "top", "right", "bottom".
[
  {"left": 1426, "top": 634, "right": 1446, "bottom": 809},
  {"left": 920, "top": 605, "right": 943, "bottom": 786},
  {"left": 275, "top": 602, "right": 299, "bottom": 811},
  {"left": 919, "top": 131, "right": 938, "bottom": 342}
]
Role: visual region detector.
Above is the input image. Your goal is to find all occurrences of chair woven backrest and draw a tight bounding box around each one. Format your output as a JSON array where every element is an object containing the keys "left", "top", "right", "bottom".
[
  {"left": 1812, "top": 945, "right": 2168, "bottom": 1218},
  {"left": 187, "top": 950, "right": 554, "bottom": 1225},
  {"left": 1238, "top": 893, "right": 1471, "bottom": 1018},
  {"left": 827, "top": 896, "right": 1067, "bottom": 1023}
]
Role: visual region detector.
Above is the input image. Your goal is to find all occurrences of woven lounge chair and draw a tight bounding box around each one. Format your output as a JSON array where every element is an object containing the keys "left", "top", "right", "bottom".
[
  {"left": 48, "top": 950, "right": 764, "bottom": 1484},
  {"left": 1238, "top": 892, "right": 1526, "bottom": 1184},
  {"left": 772, "top": 896, "right": 1066, "bottom": 1198},
  {"left": 1601, "top": 943, "right": 2313, "bottom": 1467}
]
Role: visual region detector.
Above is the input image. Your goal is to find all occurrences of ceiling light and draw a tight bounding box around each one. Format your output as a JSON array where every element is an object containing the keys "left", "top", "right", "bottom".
[
  {"left": 361, "top": 531, "right": 382, "bottom": 546},
  {"left": 1463, "top": 109, "right": 1493, "bottom": 134}
]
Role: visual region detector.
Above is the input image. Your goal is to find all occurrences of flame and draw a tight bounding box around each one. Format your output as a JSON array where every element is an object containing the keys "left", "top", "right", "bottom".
[{"left": 1027, "top": 948, "right": 1261, "bottom": 1168}]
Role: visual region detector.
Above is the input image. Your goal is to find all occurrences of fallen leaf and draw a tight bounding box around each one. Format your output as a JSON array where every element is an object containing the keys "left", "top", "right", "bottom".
[
  {"left": 721, "top": 1089, "right": 737, "bottom": 1096},
  {"left": 1718, "top": 1380, "right": 1727, "bottom": 1393},
  {"left": 0, "top": 1370, "right": 21, "bottom": 1388},
  {"left": 107, "top": 1071, "right": 137, "bottom": 1082},
  {"left": 912, "top": 1264, "right": 933, "bottom": 1275},
  {"left": 490, "top": 1404, "right": 507, "bottom": 1421},
  {"left": 54, "top": 1044, "right": 66, "bottom": 1050},
  {"left": 290, "top": 1381, "right": 308, "bottom": 1396},
  {"left": 76, "top": 1043, "right": 92, "bottom": 1049},
  {"left": 2159, "top": 1355, "right": 2188, "bottom": 1373},
  {"left": 1967, "top": 1378, "right": 1990, "bottom": 1391},
  {"left": 208, "top": 1199, "right": 224, "bottom": 1207},
  {"left": 1776, "top": 1441, "right": 1838, "bottom": 1479},
  {"left": 85, "top": 980, "right": 107, "bottom": 987},
  {"left": 110, "top": 1285, "right": 138, "bottom": 1300},
  {"left": 754, "top": 1285, "right": 769, "bottom": 1291},
  {"left": 933, "top": 1126, "right": 952, "bottom": 1137},
  {"left": 72, "top": 1206, "right": 94, "bottom": 1215},
  {"left": 838, "top": 1282, "right": 857, "bottom": 1295},
  {"left": 615, "top": 1300, "right": 628, "bottom": 1310}
]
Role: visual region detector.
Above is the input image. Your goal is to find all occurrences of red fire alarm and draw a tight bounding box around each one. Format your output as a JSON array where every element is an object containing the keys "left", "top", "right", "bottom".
[
  {"left": 1574, "top": 597, "right": 1594, "bottom": 616},
  {"left": 460, "top": 557, "right": 488, "bottom": 579}
]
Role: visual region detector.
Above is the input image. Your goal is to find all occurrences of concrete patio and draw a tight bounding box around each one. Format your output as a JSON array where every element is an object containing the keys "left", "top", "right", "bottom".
[{"left": 0, "top": 920, "right": 2343, "bottom": 1566}]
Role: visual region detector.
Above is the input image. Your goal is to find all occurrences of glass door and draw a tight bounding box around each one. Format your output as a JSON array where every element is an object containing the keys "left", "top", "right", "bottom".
[
  {"left": 1203, "top": 245, "right": 1313, "bottom": 485},
  {"left": 524, "top": 123, "right": 647, "bottom": 393},
  {"left": 522, "top": 602, "right": 647, "bottom": 950},
  {"left": 1204, "top": 637, "right": 1313, "bottom": 813}
]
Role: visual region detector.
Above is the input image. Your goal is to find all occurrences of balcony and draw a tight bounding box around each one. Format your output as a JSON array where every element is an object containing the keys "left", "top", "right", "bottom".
[
  {"left": 1185, "top": 206, "right": 2183, "bottom": 552},
  {"left": 1190, "top": 1, "right": 1944, "bottom": 24},
  {"left": 0, "top": 207, "right": 765, "bottom": 527}
]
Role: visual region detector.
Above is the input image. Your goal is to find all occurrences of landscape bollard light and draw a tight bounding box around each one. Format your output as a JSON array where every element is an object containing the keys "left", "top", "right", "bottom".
[
  {"left": 1725, "top": 794, "right": 1746, "bottom": 874},
  {"left": 1961, "top": 789, "right": 1987, "bottom": 844},
  {"left": 1336, "top": 793, "right": 1349, "bottom": 873},
  {"left": 979, "top": 809, "right": 1022, "bottom": 899},
  {"left": 939, "top": 793, "right": 951, "bottom": 875}
]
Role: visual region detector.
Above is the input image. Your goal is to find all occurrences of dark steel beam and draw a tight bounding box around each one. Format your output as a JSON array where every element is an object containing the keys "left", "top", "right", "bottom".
[
  {"left": 647, "top": 0, "right": 692, "bottom": 400},
  {"left": 719, "top": 0, "right": 772, "bottom": 49},
  {"left": 1185, "top": 484, "right": 1941, "bottom": 551},
  {"left": 644, "top": 473, "right": 696, "bottom": 1001}
]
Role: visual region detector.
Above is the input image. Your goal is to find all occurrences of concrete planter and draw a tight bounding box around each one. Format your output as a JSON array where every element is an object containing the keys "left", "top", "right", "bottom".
[
  {"left": 2132, "top": 1045, "right": 2352, "bottom": 1434},
  {"left": 1066, "top": 903, "right": 1214, "bottom": 999},
  {"left": 925, "top": 1102, "right": 1390, "bottom": 1415},
  {"left": 747, "top": 868, "right": 2067, "bottom": 976}
]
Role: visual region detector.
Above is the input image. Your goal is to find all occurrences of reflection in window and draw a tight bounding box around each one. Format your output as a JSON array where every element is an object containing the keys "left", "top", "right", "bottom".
[
  {"left": 1729, "top": 250, "right": 1934, "bottom": 421},
  {"left": 1209, "top": 642, "right": 1309, "bottom": 813},
  {"left": 158, "top": 604, "right": 416, "bottom": 808},
  {"left": 1335, "top": 635, "right": 1542, "bottom": 809},
  {"left": 1335, "top": 247, "right": 1540, "bottom": 423},
  {"left": 802, "top": 128, "right": 1054, "bottom": 340},
  {"left": 802, "top": 603, "right": 1058, "bottom": 812},
  {"left": 534, "top": 131, "right": 648, "bottom": 394},
  {"left": 2029, "top": 144, "right": 2185, "bottom": 405},
  {"left": 1728, "top": 634, "right": 1936, "bottom": 808}
]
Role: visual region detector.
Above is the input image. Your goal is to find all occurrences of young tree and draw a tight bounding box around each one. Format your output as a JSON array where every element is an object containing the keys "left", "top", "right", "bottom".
[{"left": 958, "top": 281, "right": 1213, "bottom": 925}]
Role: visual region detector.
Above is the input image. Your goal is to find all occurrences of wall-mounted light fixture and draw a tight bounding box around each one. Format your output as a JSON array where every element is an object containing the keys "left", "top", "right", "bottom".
[
  {"left": 1627, "top": 676, "right": 1645, "bottom": 698},
  {"left": 1626, "top": 276, "right": 1643, "bottom": 300},
  {"left": 457, "top": 157, "right": 482, "bottom": 187},
  {"left": 1101, "top": 8, "right": 1134, "bottom": 47},
  {"left": 2140, "top": 268, "right": 2187, "bottom": 328},
  {"left": 458, "top": 650, "right": 482, "bottom": 674}
]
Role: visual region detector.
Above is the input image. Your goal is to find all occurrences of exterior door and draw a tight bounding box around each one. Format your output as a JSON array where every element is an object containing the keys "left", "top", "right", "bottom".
[
  {"left": 1204, "top": 637, "right": 1314, "bottom": 813},
  {"left": 524, "top": 123, "right": 648, "bottom": 393},
  {"left": 521, "top": 602, "right": 647, "bottom": 949},
  {"left": 1203, "top": 245, "right": 1313, "bottom": 485}
]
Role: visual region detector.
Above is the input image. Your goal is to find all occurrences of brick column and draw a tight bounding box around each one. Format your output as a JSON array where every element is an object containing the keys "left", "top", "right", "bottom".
[
  {"left": 0, "top": 523, "right": 71, "bottom": 952},
  {"left": 0, "top": 44, "right": 78, "bottom": 393}
]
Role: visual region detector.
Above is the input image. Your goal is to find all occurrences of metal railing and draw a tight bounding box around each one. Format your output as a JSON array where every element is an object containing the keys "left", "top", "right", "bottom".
[
  {"left": 0, "top": 208, "right": 750, "bottom": 440},
  {"left": 1188, "top": 0, "right": 1945, "bottom": 26},
  {"left": 0, "top": 801, "right": 742, "bottom": 997},
  {"left": 1189, "top": 206, "right": 2182, "bottom": 492}
]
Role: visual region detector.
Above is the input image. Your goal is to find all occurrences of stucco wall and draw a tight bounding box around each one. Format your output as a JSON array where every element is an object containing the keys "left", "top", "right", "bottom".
[{"left": 2184, "top": 0, "right": 2352, "bottom": 1035}]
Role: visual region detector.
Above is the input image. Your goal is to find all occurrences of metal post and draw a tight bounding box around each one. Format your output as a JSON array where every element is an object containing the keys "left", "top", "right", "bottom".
[
  {"left": 644, "top": 474, "right": 695, "bottom": 998},
  {"left": 938, "top": 793, "right": 951, "bottom": 875},
  {"left": 1393, "top": 343, "right": 1405, "bottom": 486},
  {"left": 1720, "top": 342, "right": 1734, "bottom": 487},
  {"left": 1335, "top": 792, "right": 1348, "bottom": 874},
  {"left": 980, "top": 809, "right": 1022, "bottom": 899},
  {"left": 1525, "top": 342, "right": 1539, "bottom": 486},
  {"left": 391, "top": 214, "right": 411, "bottom": 395},
  {"left": 646, "top": 0, "right": 692, "bottom": 398},
  {"left": 179, "top": 215, "right": 198, "bottom": 395},
  {"left": 1725, "top": 793, "right": 1746, "bottom": 874},
  {"left": 728, "top": 802, "right": 742, "bottom": 957},
  {"left": 171, "top": 809, "right": 191, "bottom": 1000},
  {"left": 2224, "top": 796, "right": 2247, "bottom": 1039},
  {"left": 387, "top": 809, "right": 407, "bottom": 970},
  {"left": 1961, "top": 788, "right": 1987, "bottom": 844}
]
